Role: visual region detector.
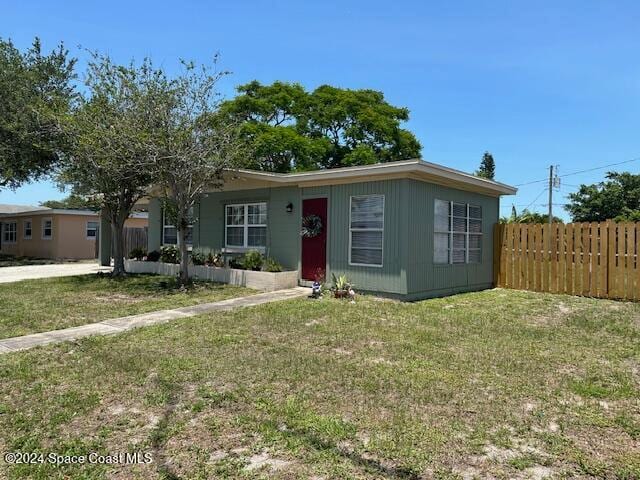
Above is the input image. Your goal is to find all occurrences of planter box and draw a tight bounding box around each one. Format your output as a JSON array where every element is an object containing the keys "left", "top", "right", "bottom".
[{"left": 124, "top": 260, "right": 298, "bottom": 291}]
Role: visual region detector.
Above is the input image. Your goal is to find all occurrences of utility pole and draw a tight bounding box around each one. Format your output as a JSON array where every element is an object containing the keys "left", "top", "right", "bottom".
[{"left": 548, "top": 165, "right": 553, "bottom": 224}]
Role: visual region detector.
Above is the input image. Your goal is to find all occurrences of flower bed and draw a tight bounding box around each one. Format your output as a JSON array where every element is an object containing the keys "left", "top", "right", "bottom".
[{"left": 124, "top": 260, "right": 299, "bottom": 291}]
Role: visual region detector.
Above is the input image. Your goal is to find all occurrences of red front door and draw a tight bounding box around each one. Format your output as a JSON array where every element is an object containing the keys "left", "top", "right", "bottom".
[{"left": 301, "top": 198, "right": 327, "bottom": 281}]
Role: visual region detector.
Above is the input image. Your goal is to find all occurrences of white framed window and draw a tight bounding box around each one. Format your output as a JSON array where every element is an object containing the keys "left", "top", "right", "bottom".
[
  {"left": 3, "top": 222, "right": 17, "bottom": 243},
  {"left": 349, "top": 195, "right": 384, "bottom": 267},
  {"left": 225, "top": 202, "right": 267, "bottom": 250},
  {"left": 42, "top": 218, "right": 53, "bottom": 240},
  {"left": 23, "top": 219, "right": 32, "bottom": 239},
  {"left": 86, "top": 221, "right": 98, "bottom": 240},
  {"left": 162, "top": 209, "right": 193, "bottom": 246},
  {"left": 434, "top": 200, "right": 482, "bottom": 264}
]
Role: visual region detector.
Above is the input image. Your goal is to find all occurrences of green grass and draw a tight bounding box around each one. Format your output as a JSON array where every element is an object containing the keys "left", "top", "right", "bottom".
[
  {"left": 0, "top": 274, "right": 254, "bottom": 339},
  {"left": 0, "top": 289, "right": 638, "bottom": 479}
]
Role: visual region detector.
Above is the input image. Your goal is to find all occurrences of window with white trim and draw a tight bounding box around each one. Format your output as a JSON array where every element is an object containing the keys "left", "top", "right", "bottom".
[
  {"left": 349, "top": 195, "right": 384, "bottom": 267},
  {"left": 225, "top": 202, "right": 267, "bottom": 249},
  {"left": 86, "top": 221, "right": 98, "bottom": 240},
  {"left": 162, "top": 209, "right": 193, "bottom": 246},
  {"left": 3, "top": 222, "right": 17, "bottom": 243},
  {"left": 42, "top": 218, "right": 52, "bottom": 239},
  {"left": 23, "top": 219, "right": 32, "bottom": 239},
  {"left": 434, "top": 200, "right": 482, "bottom": 264}
]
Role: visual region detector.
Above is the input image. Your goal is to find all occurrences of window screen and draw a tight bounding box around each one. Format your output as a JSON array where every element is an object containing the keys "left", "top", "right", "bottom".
[{"left": 350, "top": 195, "right": 384, "bottom": 266}]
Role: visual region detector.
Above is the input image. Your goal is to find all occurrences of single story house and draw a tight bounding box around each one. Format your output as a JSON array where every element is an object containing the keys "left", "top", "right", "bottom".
[
  {"left": 1, "top": 207, "right": 147, "bottom": 261},
  {"left": 130, "top": 159, "right": 516, "bottom": 300}
]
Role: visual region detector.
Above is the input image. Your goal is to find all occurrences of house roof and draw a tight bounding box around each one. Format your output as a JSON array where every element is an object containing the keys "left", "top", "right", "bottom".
[
  {"left": 227, "top": 159, "right": 517, "bottom": 196},
  {"left": 0, "top": 204, "right": 49, "bottom": 215},
  {"left": 0, "top": 208, "right": 149, "bottom": 219},
  {"left": 0, "top": 207, "right": 100, "bottom": 218}
]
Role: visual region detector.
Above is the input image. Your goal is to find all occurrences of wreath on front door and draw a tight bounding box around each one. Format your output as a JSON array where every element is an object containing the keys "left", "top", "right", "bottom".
[{"left": 301, "top": 214, "right": 323, "bottom": 238}]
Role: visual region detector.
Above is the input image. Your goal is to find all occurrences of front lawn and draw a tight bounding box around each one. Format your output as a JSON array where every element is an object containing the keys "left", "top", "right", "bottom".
[
  {"left": 0, "top": 289, "right": 638, "bottom": 479},
  {"left": 0, "top": 274, "right": 254, "bottom": 339}
]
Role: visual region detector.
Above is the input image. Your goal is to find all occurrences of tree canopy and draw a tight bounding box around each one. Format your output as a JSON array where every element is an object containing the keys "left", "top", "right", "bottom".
[
  {"left": 0, "top": 38, "right": 76, "bottom": 189},
  {"left": 476, "top": 151, "right": 495, "bottom": 180},
  {"left": 217, "top": 81, "right": 421, "bottom": 172},
  {"left": 40, "top": 193, "right": 100, "bottom": 210},
  {"left": 565, "top": 172, "right": 640, "bottom": 222},
  {"left": 150, "top": 58, "right": 247, "bottom": 283},
  {"left": 59, "top": 53, "right": 158, "bottom": 275}
]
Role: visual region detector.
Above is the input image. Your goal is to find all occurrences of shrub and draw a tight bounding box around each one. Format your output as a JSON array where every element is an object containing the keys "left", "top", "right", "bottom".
[
  {"left": 264, "top": 257, "right": 283, "bottom": 272},
  {"left": 146, "top": 250, "right": 161, "bottom": 262},
  {"left": 129, "top": 247, "right": 146, "bottom": 261},
  {"left": 229, "top": 257, "right": 243, "bottom": 269},
  {"left": 190, "top": 248, "right": 207, "bottom": 266},
  {"left": 241, "top": 250, "right": 264, "bottom": 271},
  {"left": 160, "top": 245, "right": 180, "bottom": 264}
]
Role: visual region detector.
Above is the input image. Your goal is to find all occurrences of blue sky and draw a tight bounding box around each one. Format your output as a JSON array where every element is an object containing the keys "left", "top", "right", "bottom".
[{"left": 1, "top": 0, "right": 639, "bottom": 219}]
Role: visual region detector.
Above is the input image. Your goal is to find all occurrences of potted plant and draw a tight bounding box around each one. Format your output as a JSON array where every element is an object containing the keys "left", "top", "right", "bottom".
[{"left": 330, "top": 273, "right": 354, "bottom": 299}]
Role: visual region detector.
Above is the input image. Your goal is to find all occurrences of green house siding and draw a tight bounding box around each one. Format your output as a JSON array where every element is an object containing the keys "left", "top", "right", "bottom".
[
  {"left": 148, "top": 198, "right": 162, "bottom": 252},
  {"left": 304, "top": 180, "right": 409, "bottom": 295},
  {"left": 196, "top": 187, "right": 301, "bottom": 270},
  {"left": 404, "top": 179, "right": 499, "bottom": 300},
  {"left": 145, "top": 177, "right": 501, "bottom": 300}
]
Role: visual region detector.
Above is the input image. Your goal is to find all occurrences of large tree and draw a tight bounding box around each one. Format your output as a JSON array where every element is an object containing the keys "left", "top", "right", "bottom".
[
  {"left": 0, "top": 38, "right": 75, "bottom": 189},
  {"left": 218, "top": 81, "right": 421, "bottom": 171},
  {"left": 476, "top": 151, "right": 496, "bottom": 180},
  {"left": 60, "top": 53, "right": 156, "bottom": 276},
  {"left": 149, "top": 59, "right": 247, "bottom": 284},
  {"left": 565, "top": 172, "right": 640, "bottom": 222}
]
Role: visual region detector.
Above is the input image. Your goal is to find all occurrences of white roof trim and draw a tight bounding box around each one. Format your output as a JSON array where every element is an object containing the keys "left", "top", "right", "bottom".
[{"left": 228, "top": 159, "right": 517, "bottom": 195}]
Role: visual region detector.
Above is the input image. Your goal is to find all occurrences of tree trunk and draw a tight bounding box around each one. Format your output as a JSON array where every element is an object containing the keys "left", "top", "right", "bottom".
[
  {"left": 178, "top": 226, "right": 189, "bottom": 284},
  {"left": 111, "top": 215, "right": 127, "bottom": 277}
]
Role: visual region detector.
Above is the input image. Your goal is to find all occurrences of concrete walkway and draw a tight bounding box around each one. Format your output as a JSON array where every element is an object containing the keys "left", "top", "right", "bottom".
[
  {"left": 0, "top": 262, "right": 111, "bottom": 284},
  {"left": 0, "top": 287, "right": 310, "bottom": 354}
]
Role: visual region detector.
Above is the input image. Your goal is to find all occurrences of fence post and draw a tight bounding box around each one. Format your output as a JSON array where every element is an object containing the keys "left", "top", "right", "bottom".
[{"left": 493, "top": 223, "right": 501, "bottom": 287}]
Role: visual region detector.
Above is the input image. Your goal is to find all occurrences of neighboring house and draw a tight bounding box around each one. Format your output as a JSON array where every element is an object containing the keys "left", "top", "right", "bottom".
[
  {"left": 0, "top": 207, "right": 148, "bottom": 261},
  {"left": 136, "top": 159, "right": 517, "bottom": 300}
]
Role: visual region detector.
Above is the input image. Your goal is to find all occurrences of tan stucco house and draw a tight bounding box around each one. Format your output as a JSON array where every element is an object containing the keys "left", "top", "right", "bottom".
[{"left": 0, "top": 205, "right": 147, "bottom": 261}]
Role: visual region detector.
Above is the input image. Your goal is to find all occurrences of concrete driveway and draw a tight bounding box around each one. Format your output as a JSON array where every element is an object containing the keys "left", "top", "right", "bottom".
[{"left": 0, "top": 262, "right": 111, "bottom": 284}]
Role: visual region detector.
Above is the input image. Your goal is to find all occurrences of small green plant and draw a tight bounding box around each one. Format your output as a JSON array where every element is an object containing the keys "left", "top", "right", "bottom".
[
  {"left": 129, "top": 247, "right": 146, "bottom": 261},
  {"left": 330, "top": 273, "right": 354, "bottom": 299},
  {"left": 190, "top": 248, "right": 207, "bottom": 266},
  {"left": 264, "top": 257, "right": 283, "bottom": 272},
  {"left": 160, "top": 245, "right": 180, "bottom": 264},
  {"left": 241, "top": 250, "right": 264, "bottom": 271},
  {"left": 146, "top": 250, "right": 161, "bottom": 262}
]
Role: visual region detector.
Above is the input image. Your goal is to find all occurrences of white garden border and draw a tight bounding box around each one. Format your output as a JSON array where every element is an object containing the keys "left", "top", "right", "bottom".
[{"left": 124, "top": 260, "right": 299, "bottom": 292}]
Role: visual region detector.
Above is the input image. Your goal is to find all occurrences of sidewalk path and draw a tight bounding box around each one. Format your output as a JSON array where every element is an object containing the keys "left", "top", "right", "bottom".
[
  {"left": 0, "top": 263, "right": 111, "bottom": 284},
  {"left": 0, "top": 287, "right": 310, "bottom": 354}
]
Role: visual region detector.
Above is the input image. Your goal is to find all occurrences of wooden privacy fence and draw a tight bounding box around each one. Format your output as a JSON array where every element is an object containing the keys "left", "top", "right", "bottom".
[
  {"left": 122, "top": 227, "right": 148, "bottom": 256},
  {"left": 494, "top": 222, "right": 639, "bottom": 300}
]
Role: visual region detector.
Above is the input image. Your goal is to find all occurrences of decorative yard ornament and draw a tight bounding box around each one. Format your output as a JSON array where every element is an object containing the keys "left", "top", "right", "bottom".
[{"left": 300, "top": 214, "right": 323, "bottom": 238}]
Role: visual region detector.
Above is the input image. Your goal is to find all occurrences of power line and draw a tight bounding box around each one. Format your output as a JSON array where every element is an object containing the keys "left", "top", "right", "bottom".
[
  {"left": 514, "top": 156, "right": 640, "bottom": 187},
  {"left": 522, "top": 187, "right": 548, "bottom": 212}
]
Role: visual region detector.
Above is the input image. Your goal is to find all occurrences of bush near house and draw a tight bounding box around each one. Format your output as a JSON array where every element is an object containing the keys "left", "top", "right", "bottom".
[{"left": 160, "top": 245, "right": 180, "bottom": 264}]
